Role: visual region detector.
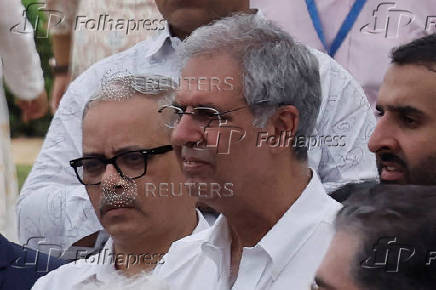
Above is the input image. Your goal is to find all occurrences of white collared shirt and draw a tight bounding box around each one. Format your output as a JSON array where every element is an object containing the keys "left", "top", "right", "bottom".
[
  {"left": 31, "top": 210, "right": 209, "bottom": 290},
  {"left": 153, "top": 171, "right": 342, "bottom": 290},
  {"left": 18, "top": 12, "right": 375, "bottom": 253}
]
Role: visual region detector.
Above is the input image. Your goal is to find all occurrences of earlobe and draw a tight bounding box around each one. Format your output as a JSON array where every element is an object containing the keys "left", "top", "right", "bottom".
[
  {"left": 265, "top": 106, "right": 299, "bottom": 154},
  {"left": 273, "top": 106, "right": 299, "bottom": 137}
]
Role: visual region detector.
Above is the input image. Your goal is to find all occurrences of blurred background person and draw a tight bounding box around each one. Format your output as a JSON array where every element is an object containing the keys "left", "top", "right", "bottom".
[
  {"left": 47, "top": 0, "right": 162, "bottom": 112},
  {"left": 251, "top": 0, "right": 436, "bottom": 106},
  {"left": 0, "top": 232, "right": 64, "bottom": 290},
  {"left": 0, "top": 0, "right": 48, "bottom": 242},
  {"left": 314, "top": 184, "right": 436, "bottom": 290}
]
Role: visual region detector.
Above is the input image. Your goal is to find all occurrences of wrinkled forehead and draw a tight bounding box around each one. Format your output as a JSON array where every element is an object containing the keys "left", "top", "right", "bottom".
[
  {"left": 83, "top": 95, "right": 169, "bottom": 147},
  {"left": 176, "top": 53, "right": 244, "bottom": 106}
]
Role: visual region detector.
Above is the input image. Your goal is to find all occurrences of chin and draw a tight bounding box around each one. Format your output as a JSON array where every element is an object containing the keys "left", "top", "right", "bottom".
[
  {"left": 102, "top": 212, "right": 145, "bottom": 237},
  {"left": 168, "top": 9, "right": 214, "bottom": 31}
]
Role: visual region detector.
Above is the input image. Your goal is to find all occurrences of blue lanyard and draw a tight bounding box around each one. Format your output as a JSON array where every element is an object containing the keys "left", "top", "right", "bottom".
[{"left": 305, "top": 0, "right": 367, "bottom": 57}]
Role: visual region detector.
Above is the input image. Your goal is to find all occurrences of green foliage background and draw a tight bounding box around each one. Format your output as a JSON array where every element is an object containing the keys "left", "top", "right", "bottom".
[{"left": 5, "top": 0, "right": 53, "bottom": 137}]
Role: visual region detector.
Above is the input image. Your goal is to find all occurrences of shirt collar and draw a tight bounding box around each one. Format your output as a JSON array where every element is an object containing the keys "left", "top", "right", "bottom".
[
  {"left": 257, "top": 170, "right": 342, "bottom": 280},
  {"left": 93, "top": 238, "right": 118, "bottom": 283},
  {"left": 91, "top": 209, "right": 210, "bottom": 282},
  {"left": 191, "top": 170, "right": 341, "bottom": 281},
  {"left": 148, "top": 21, "right": 182, "bottom": 60},
  {"left": 193, "top": 208, "right": 211, "bottom": 234},
  {"left": 148, "top": 11, "right": 264, "bottom": 60}
]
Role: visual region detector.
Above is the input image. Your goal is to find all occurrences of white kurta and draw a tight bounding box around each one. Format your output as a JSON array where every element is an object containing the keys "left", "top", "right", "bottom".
[{"left": 0, "top": 0, "right": 44, "bottom": 242}]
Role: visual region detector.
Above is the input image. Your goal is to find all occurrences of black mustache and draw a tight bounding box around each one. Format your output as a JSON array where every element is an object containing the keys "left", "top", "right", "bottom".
[{"left": 378, "top": 152, "right": 407, "bottom": 168}]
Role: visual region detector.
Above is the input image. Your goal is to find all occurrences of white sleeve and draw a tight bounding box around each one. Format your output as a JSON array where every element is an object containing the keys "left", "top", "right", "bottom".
[
  {"left": 310, "top": 49, "right": 378, "bottom": 193},
  {"left": 17, "top": 72, "right": 102, "bottom": 252},
  {"left": 0, "top": 0, "right": 44, "bottom": 100}
]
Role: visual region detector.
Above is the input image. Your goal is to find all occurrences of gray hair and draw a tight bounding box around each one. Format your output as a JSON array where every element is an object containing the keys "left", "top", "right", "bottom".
[
  {"left": 176, "top": 13, "right": 321, "bottom": 160},
  {"left": 83, "top": 73, "right": 176, "bottom": 120}
]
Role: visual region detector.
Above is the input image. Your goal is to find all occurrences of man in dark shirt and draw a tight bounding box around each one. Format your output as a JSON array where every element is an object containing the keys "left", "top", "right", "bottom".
[{"left": 0, "top": 234, "right": 64, "bottom": 290}]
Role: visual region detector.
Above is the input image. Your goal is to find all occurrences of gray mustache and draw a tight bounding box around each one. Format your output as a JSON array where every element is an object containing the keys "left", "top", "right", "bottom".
[{"left": 99, "top": 179, "right": 138, "bottom": 216}]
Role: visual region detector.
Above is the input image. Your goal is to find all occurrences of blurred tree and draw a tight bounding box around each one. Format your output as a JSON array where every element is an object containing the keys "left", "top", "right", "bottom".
[{"left": 5, "top": 0, "right": 53, "bottom": 137}]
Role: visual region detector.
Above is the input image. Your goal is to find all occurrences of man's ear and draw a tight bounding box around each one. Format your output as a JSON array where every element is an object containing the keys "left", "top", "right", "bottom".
[
  {"left": 264, "top": 105, "right": 299, "bottom": 153},
  {"left": 271, "top": 105, "right": 299, "bottom": 137}
]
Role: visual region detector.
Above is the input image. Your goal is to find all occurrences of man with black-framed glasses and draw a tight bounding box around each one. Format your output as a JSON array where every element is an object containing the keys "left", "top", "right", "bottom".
[
  {"left": 32, "top": 74, "right": 209, "bottom": 289},
  {"left": 70, "top": 145, "right": 173, "bottom": 186}
]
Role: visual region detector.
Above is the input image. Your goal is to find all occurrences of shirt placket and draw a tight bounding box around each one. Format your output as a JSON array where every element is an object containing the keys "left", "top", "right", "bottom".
[{"left": 232, "top": 247, "right": 269, "bottom": 290}]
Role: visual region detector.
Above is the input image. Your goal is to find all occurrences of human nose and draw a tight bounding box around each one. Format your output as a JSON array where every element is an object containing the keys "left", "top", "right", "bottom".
[
  {"left": 368, "top": 115, "right": 400, "bottom": 153},
  {"left": 100, "top": 164, "right": 125, "bottom": 188},
  {"left": 171, "top": 111, "right": 205, "bottom": 147}
]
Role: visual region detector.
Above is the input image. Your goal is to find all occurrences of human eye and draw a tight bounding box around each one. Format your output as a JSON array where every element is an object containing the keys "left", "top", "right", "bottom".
[
  {"left": 198, "top": 107, "right": 219, "bottom": 116},
  {"left": 171, "top": 103, "right": 185, "bottom": 112},
  {"left": 374, "top": 105, "right": 384, "bottom": 118},
  {"left": 82, "top": 158, "right": 104, "bottom": 174},
  {"left": 399, "top": 114, "right": 418, "bottom": 128},
  {"left": 120, "top": 152, "right": 144, "bottom": 167},
  {"left": 194, "top": 108, "right": 219, "bottom": 122}
]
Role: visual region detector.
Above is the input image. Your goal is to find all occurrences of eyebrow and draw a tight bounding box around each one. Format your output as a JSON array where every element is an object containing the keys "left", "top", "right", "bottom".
[
  {"left": 377, "top": 104, "right": 426, "bottom": 117},
  {"left": 314, "top": 276, "right": 337, "bottom": 290},
  {"left": 113, "top": 146, "right": 143, "bottom": 155},
  {"left": 172, "top": 101, "right": 226, "bottom": 112},
  {"left": 83, "top": 146, "right": 144, "bottom": 158}
]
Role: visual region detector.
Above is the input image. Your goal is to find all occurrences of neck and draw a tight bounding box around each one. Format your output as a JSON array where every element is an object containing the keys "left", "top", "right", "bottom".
[
  {"left": 112, "top": 214, "right": 197, "bottom": 276},
  {"left": 223, "top": 162, "right": 311, "bottom": 281},
  {"left": 227, "top": 163, "right": 311, "bottom": 248}
]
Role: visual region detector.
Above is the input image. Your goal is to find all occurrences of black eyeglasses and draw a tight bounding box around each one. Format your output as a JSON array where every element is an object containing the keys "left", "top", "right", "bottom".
[
  {"left": 158, "top": 100, "right": 271, "bottom": 129},
  {"left": 70, "top": 145, "right": 173, "bottom": 185}
]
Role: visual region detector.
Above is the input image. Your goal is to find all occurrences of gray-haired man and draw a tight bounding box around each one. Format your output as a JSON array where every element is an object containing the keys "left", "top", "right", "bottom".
[
  {"left": 153, "top": 14, "right": 342, "bottom": 289},
  {"left": 32, "top": 75, "right": 208, "bottom": 289}
]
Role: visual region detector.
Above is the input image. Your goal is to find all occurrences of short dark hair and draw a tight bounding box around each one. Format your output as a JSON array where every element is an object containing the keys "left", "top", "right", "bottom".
[
  {"left": 391, "top": 34, "right": 436, "bottom": 71},
  {"left": 335, "top": 184, "right": 436, "bottom": 290}
]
